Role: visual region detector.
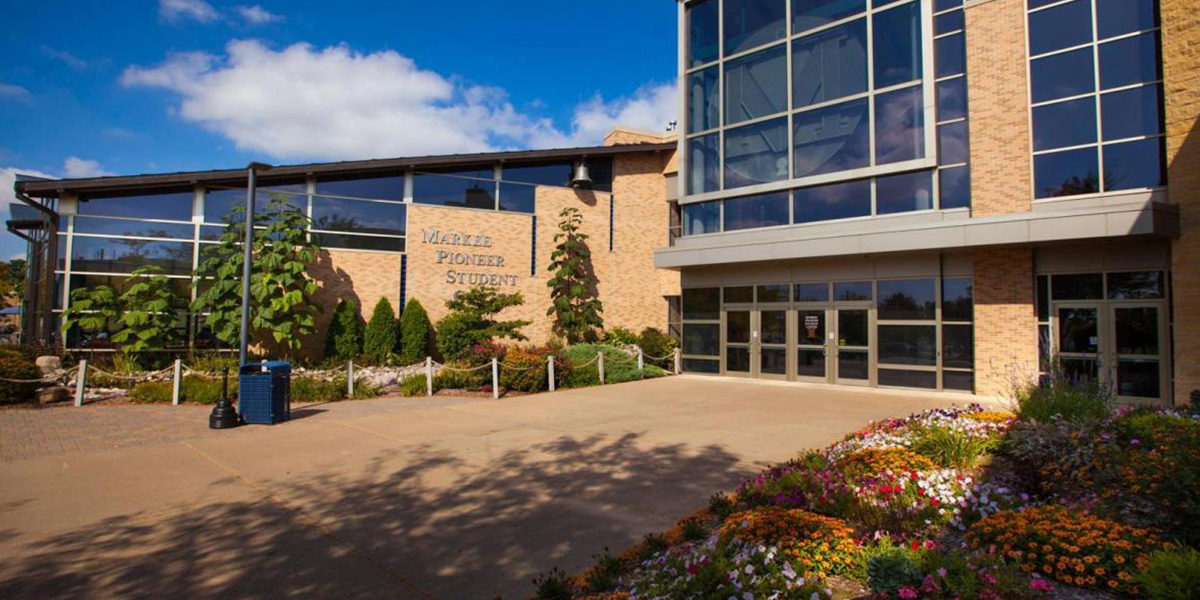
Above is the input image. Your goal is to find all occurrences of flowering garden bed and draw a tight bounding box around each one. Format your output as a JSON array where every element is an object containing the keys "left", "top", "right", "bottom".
[{"left": 532, "top": 394, "right": 1200, "bottom": 600}]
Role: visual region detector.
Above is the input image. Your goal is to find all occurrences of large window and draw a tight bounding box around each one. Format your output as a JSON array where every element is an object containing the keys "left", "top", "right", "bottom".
[
  {"left": 312, "top": 175, "right": 407, "bottom": 252},
  {"left": 681, "top": 287, "right": 722, "bottom": 374},
  {"left": 1027, "top": 0, "right": 1165, "bottom": 199},
  {"left": 934, "top": 0, "right": 970, "bottom": 209}
]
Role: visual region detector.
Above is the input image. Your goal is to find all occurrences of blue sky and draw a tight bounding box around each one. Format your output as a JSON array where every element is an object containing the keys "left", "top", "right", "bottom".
[{"left": 0, "top": 0, "right": 679, "bottom": 259}]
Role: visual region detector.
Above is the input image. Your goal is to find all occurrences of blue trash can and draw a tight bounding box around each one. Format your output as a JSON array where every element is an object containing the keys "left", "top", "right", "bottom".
[{"left": 238, "top": 361, "right": 291, "bottom": 425}]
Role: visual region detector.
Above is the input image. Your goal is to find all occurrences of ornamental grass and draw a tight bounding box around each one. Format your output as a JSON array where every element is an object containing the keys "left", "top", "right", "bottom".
[{"left": 965, "top": 504, "right": 1164, "bottom": 595}]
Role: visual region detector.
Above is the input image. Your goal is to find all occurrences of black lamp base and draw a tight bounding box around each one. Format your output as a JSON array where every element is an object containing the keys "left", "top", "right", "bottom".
[{"left": 208, "top": 367, "right": 240, "bottom": 429}]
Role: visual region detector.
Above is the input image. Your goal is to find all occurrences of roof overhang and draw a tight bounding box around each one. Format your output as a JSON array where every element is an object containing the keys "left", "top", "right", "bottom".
[{"left": 655, "top": 197, "right": 1180, "bottom": 269}]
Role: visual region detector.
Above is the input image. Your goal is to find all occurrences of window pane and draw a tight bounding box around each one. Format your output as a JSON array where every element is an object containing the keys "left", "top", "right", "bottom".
[
  {"left": 683, "top": 287, "right": 721, "bottom": 320},
  {"left": 1029, "top": 0, "right": 1093, "bottom": 56},
  {"left": 936, "top": 77, "right": 967, "bottom": 121},
  {"left": 1052, "top": 273, "right": 1103, "bottom": 300},
  {"left": 1096, "top": 0, "right": 1158, "bottom": 40},
  {"left": 935, "top": 10, "right": 964, "bottom": 35},
  {"left": 77, "top": 190, "right": 193, "bottom": 221},
  {"left": 834, "top": 280, "right": 872, "bottom": 301},
  {"left": 1116, "top": 359, "right": 1160, "bottom": 398},
  {"left": 758, "top": 284, "right": 791, "bottom": 303},
  {"left": 1099, "top": 33, "right": 1161, "bottom": 90},
  {"left": 725, "top": 286, "right": 754, "bottom": 303},
  {"left": 795, "top": 283, "right": 830, "bottom": 302},
  {"left": 935, "top": 33, "right": 965, "bottom": 78},
  {"left": 876, "top": 86, "right": 925, "bottom": 165},
  {"left": 725, "top": 117, "right": 789, "bottom": 189},
  {"left": 501, "top": 162, "right": 569, "bottom": 187},
  {"left": 314, "top": 175, "right": 403, "bottom": 201},
  {"left": 878, "top": 279, "right": 936, "bottom": 320},
  {"left": 1104, "top": 138, "right": 1165, "bottom": 190},
  {"left": 795, "top": 99, "right": 870, "bottom": 177},
  {"left": 942, "top": 277, "right": 973, "bottom": 321},
  {"left": 793, "top": 179, "right": 871, "bottom": 223},
  {"left": 798, "top": 310, "right": 826, "bottom": 345},
  {"left": 311, "top": 233, "right": 405, "bottom": 252},
  {"left": 498, "top": 183, "right": 535, "bottom": 213},
  {"left": 1033, "top": 98, "right": 1097, "bottom": 151},
  {"left": 1034, "top": 147, "right": 1100, "bottom": 198},
  {"left": 1107, "top": 270, "right": 1164, "bottom": 299},
  {"left": 792, "top": 19, "right": 868, "bottom": 108},
  {"left": 1102, "top": 85, "right": 1162, "bottom": 140},
  {"left": 878, "top": 325, "right": 937, "bottom": 365},
  {"left": 879, "top": 368, "right": 937, "bottom": 388},
  {"left": 69, "top": 274, "right": 190, "bottom": 309},
  {"left": 1114, "top": 307, "right": 1160, "bottom": 354},
  {"left": 725, "top": 45, "right": 789, "bottom": 124},
  {"left": 1030, "top": 48, "right": 1095, "bottom": 103},
  {"left": 939, "top": 166, "right": 971, "bottom": 209},
  {"left": 204, "top": 184, "right": 306, "bottom": 224},
  {"left": 1037, "top": 275, "right": 1050, "bottom": 320},
  {"left": 944, "top": 370, "right": 974, "bottom": 391},
  {"left": 72, "top": 217, "right": 194, "bottom": 239},
  {"left": 873, "top": 1, "right": 923, "bottom": 88},
  {"left": 412, "top": 174, "right": 495, "bottom": 210},
  {"left": 794, "top": 0, "right": 866, "bottom": 33},
  {"left": 585, "top": 157, "right": 614, "bottom": 193},
  {"left": 684, "top": 358, "right": 721, "bottom": 373},
  {"left": 876, "top": 170, "right": 934, "bottom": 215},
  {"left": 724, "top": 192, "right": 790, "bottom": 231},
  {"left": 683, "top": 323, "right": 720, "bottom": 356},
  {"left": 688, "top": 0, "right": 720, "bottom": 67},
  {"left": 938, "top": 121, "right": 969, "bottom": 165},
  {"left": 311, "top": 197, "right": 406, "bottom": 235},
  {"left": 683, "top": 201, "right": 721, "bottom": 235},
  {"left": 688, "top": 67, "right": 720, "bottom": 133},
  {"left": 724, "top": 0, "right": 787, "bottom": 55},
  {"left": 688, "top": 133, "right": 721, "bottom": 194},
  {"left": 69, "top": 236, "right": 194, "bottom": 275},
  {"left": 943, "top": 324, "right": 974, "bottom": 368},
  {"left": 935, "top": 0, "right": 963, "bottom": 10},
  {"left": 204, "top": 188, "right": 244, "bottom": 224}
]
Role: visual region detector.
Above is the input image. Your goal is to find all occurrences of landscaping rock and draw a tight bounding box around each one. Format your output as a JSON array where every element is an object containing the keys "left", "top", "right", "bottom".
[
  {"left": 35, "top": 356, "right": 61, "bottom": 375},
  {"left": 37, "top": 385, "right": 70, "bottom": 404}
]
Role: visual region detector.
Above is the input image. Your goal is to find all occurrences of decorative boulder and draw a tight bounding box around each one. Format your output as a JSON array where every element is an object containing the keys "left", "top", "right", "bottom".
[{"left": 35, "top": 355, "right": 61, "bottom": 375}]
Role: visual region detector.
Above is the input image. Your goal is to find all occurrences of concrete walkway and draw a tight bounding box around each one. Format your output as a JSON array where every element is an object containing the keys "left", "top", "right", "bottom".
[{"left": 0, "top": 376, "right": 966, "bottom": 600}]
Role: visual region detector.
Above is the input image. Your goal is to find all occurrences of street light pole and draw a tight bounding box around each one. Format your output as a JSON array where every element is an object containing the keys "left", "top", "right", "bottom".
[{"left": 238, "top": 162, "right": 272, "bottom": 367}]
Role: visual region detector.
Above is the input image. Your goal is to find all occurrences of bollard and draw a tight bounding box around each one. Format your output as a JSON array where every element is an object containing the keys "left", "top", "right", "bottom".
[
  {"left": 425, "top": 356, "right": 433, "bottom": 397},
  {"left": 674, "top": 348, "right": 681, "bottom": 375},
  {"left": 74, "top": 359, "right": 87, "bottom": 407},
  {"left": 598, "top": 350, "right": 605, "bottom": 384},
  {"left": 347, "top": 360, "right": 354, "bottom": 397},
  {"left": 547, "top": 354, "right": 556, "bottom": 392},
  {"left": 491, "top": 357, "right": 499, "bottom": 399},
  {"left": 172, "top": 359, "right": 182, "bottom": 405},
  {"left": 637, "top": 348, "right": 644, "bottom": 371}
]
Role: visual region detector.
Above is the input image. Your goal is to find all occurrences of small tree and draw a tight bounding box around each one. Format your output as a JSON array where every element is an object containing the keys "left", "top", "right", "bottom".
[
  {"left": 109, "top": 266, "right": 184, "bottom": 358},
  {"left": 324, "top": 299, "right": 363, "bottom": 362},
  {"left": 61, "top": 283, "right": 120, "bottom": 348},
  {"left": 436, "top": 286, "right": 530, "bottom": 360},
  {"left": 397, "top": 298, "right": 432, "bottom": 365},
  {"left": 546, "top": 207, "right": 603, "bottom": 343},
  {"left": 363, "top": 297, "right": 398, "bottom": 364}
]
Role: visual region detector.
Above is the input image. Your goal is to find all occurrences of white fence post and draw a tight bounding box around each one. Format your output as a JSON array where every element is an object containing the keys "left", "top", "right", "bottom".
[
  {"left": 674, "top": 348, "right": 681, "bottom": 375},
  {"left": 425, "top": 356, "right": 433, "bottom": 397},
  {"left": 171, "top": 359, "right": 182, "bottom": 405},
  {"left": 347, "top": 360, "right": 355, "bottom": 397},
  {"left": 74, "top": 359, "right": 87, "bottom": 407},
  {"left": 547, "top": 354, "right": 556, "bottom": 392},
  {"left": 491, "top": 357, "right": 499, "bottom": 399},
  {"left": 637, "top": 347, "right": 644, "bottom": 371},
  {"left": 598, "top": 350, "right": 605, "bottom": 384}
]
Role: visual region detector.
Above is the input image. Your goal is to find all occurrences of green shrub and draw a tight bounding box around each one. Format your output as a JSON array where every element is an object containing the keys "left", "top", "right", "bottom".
[
  {"left": 324, "top": 299, "right": 363, "bottom": 362},
  {"left": 639, "top": 327, "right": 679, "bottom": 369},
  {"left": 363, "top": 297, "right": 398, "bottom": 365},
  {"left": 562, "top": 344, "right": 643, "bottom": 387},
  {"left": 585, "top": 548, "right": 622, "bottom": 593},
  {"left": 399, "top": 373, "right": 428, "bottom": 397},
  {"left": 290, "top": 376, "right": 347, "bottom": 402},
  {"left": 1136, "top": 547, "right": 1200, "bottom": 600},
  {"left": 397, "top": 298, "right": 432, "bottom": 365},
  {"left": 866, "top": 546, "right": 923, "bottom": 596},
  {"left": 129, "top": 380, "right": 172, "bottom": 403},
  {"left": 435, "top": 286, "right": 529, "bottom": 360},
  {"left": 909, "top": 423, "right": 998, "bottom": 468},
  {"left": 1013, "top": 371, "right": 1111, "bottom": 423},
  {"left": 532, "top": 567, "right": 571, "bottom": 600},
  {"left": 0, "top": 355, "right": 42, "bottom": 403},
  {"left": 181, "top": 375, "right": 225, "bottom": 403},
  {"left": 681, "top": 518, "right": 707, "bottom": 542},
  {"left": 643, "top": 364, "right": 668, "bottom": 378},
  {"left": 433, "top": 360, "right": 488, "bottom": 391},
  {"left": 639, "top": 532, "right": 669, "bottom": 561},
  {"left": 708, "top": 492, "right": 735, "bottom": 521},
  {"left": 603, "top": 326, "right": 639, "bottom": 346},
  {"left": 185, "top": 352, "right": 238, "bottom": 375},
  {"left": 434, "top": 312, "right": 479, "bottom": 362},
  {"left": 500, "top": 345, "right": 566, "bottom": 393}
]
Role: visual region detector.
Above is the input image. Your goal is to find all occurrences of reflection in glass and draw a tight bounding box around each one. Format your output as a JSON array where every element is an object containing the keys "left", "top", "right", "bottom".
[
  {"left": 683, "top": 287, "right": 721, "bottom": 320},
  {"left": 1117, "top": 359, "right": 1160, "bottom": 398},
  {"left": 311, "top": 234, "right": 405, "bottom": 252},
  {"left": 795, "top": 283, "right": 830, "bottom": 302},
  {"left": 939, "top": 166, "right": 971, "bottom": 209},
  {"left": 688, "top": 67, "right": 721, "bottom": 133},
  {"left": 792, "top": 20, "right": 868, "bottom": 108},
  {"left": 794, "top": 179, "right": 871, "bottom": 223},
  {"left": 942, "top": 277, "right": 974, "bottom": 321},
  {"left": 1102, "top": 85, "right": 1162, "bottom": 141},
  {"left": 311, "top": 197, "right": 405, "bottom": 235},
  {"left": 78, "top": 190, "right": 194, "bottom": 221},
  {"left": 794, "top": 99, "right": 870, "bottom": 177},
  {"left": 934, "top": 33, "right": 965, "bottom": 78},
  {"left": 72, "top": 217, "right": 194, "bottom": 239},
  {"left": 762, "top": 311, "right": 788, "bottom": 344},
  {"left": 879, "top": 369, "right": 937, "bottom": 389},
  {"left": 727, "top": 346, "right": 752, "bottom": 372},
  {"left": 873, "top": 2, "right": 922, "bottom": 88},
  {"left": 837, "top": 308, "right": 869, "bottom": 345},
  {"left": 725, "top": 286, "right": 754, "bottom": 303},
  {"left": 1098, "top": 33, "right": 1160, "bottom": 90},
  {"left": 1029, "top": 0, "right": 1092, "bottom": 56},
  {"left": 724, "top": 0, "right": 787, "bottom": 55},
  {"left": 725, "top": 118, "right": 789, "bottom": 188},
  {"left": 1052, "top": 273, "right": 1104, "bottom": 300},
  {"left": 413, "top": 174, "right": 495, "bottom": 210},
  {"left": 724, "top": 192, "right": 790, "bottom": 231},
  {"left": 725, "top": 46, "right": 788, "bottom": 125},
  {"left": 943, "top": 324, "right": 974, "bottom": 368},
  {"left": 1062, "top": 357, "right": 1100, "bottom": 383},
  {"left": 1096, "top": 0, "right": 1158, "bottom": 39},
  {"left": 936, "top": 77, "right": 967, "bottom": 121},
  {"left": 1107, "top": 271, "right": 1164, "bottom": 299},
  {"left": 797, "top": 349, "right": 826, "bottom": 377},
  {"left": 761, "top": 348, "right": 788, "bottom": 374},
  {"left": 1114, "top": 307, "right": 1159, "bottom": 355},
  {"left": 684, "top": 323, "right": 720, "bottom": 356},
  {"left": 879, "top": 325, "right": 936, "bottom": 366},
  {"left": 1034, "top": 147, "right": 1100, "bottom": 198},
  {"left": 876, "top": 170, "right": 934, "bottom": 215},
  {"left": 1104, "top": 138, "right": 1165, "bottom": 191},
  {"left": 798, "top": 310, "right": 826, "bottom": 345},
  {"left": 498, "top": 183, "right": 536, "bottom": 213},
  {"left": 944, "top": 370, "right": 974, "bottom": 391},
  {"left": 70, "top": 236, "right": 194, "bottom": 275},
  {"left": 875, "top": 86, "right": 925, "bottom": 165},
  {"left": 835, "top": 281, "right": 872, "bottom": 301},
  {"left": 1031, "top": 48, "right": 1095, "bottom": 103},
  {"left": 314, "top": 175, "right": 403, "bottom": 201},
  {"left": 757, "top": 284, "right": 791, "bottom": 303},
  {"left": 683, "top": 201, "right": 721, "bottom": 236},
  {"left": 935, "top": 10, "right": 964, "bottom": 35},
  {"left": 838, "top": 350, "right": 869, "bottom": 380},
  {"left": 878, "top": 279, "right": 936, "bottom": 320},
  {"left": 938, "top": 121, "right": 969, "bottom": 165},
  {"left": 1033, "top": 98, "right": 1097, "bottom": 151},
  {"left": 1058, "top": 307, "right": 1099, "bottom": 353},
  {"left": 688, "top": 134, "right": 721, "bottom": 194},
  {"left": 688, "top": 0, "right": 720, "bottom": 67},
  {"left": 794, "top": 0, "right": 866, "bottom": 33}
]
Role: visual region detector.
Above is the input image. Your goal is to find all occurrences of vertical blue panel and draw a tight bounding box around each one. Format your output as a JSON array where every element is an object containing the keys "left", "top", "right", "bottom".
[
  {"left": 400, "top": 254, "right": 407, "bottom": 311},
  {"left": 531, "top": 215, "right": 537, "bottom": 276},
  {"left": 609, "top": 196, "right": 615, "bottom": 252}
]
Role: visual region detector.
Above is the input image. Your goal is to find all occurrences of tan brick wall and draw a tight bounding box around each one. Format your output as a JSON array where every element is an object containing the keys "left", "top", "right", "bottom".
[
  {"left": 973, "top": 247, "right": 1038, "bottom": 397},
  {"left": 299, "top": 249, "right": 403, "bottom": 360},
  {"left": 1163, "top": 0, "right": 1200, "bottom": 404},
  {"left": 965, "top": 0, "right": 1032, "bottom": 215}
]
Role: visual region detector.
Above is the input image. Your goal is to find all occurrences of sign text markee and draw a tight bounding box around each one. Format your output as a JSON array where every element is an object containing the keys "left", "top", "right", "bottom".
[{"left": 421, "top": 228, "right": 519, "bottom": 286}]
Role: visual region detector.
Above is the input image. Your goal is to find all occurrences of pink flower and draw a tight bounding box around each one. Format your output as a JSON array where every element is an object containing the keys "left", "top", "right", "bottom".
[
  {"left": 1030, "top": 576, "right": 1056, "bottom": 592},
  {"left": 898, "top": 586, "right": 918, "bottom": 599}
]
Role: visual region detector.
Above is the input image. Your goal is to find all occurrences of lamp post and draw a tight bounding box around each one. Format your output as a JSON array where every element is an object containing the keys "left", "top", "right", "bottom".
[{"left": 239, "top": 161, "right": 272, "bottom": 367}]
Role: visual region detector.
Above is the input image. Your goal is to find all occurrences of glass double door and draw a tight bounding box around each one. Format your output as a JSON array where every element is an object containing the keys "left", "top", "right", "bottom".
[
  {"left": 725, "top": 309, "right": 789, "bottom": 380},
  {"left": 1055, "top": 302, "right": 1168, "bottom": 402},
  {"left": 727, "top": 304, "right": 872, "bottom": 383}
]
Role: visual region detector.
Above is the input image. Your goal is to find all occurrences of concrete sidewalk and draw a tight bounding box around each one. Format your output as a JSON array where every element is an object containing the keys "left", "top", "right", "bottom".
[{"left": 0, "top": 376, "right": 963, "bottom": 600}]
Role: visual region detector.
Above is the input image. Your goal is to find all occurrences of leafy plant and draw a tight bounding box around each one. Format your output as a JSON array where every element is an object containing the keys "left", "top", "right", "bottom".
[
  {"left": 585, "top": 548, "right": 622, "bottom": 593},
  {"left": 909, "top": 423, "right": 999, "bottom": 468},
  {"left": 603, "top": 326, "right": 638, "bottom": 346},
  {"left": 61, "top": 283, "right": 119, "bottom": 347},
  {"left": 1135, "top": 547, "right": 1200, "bottom": 600},
  {"left": 708, "top": 492, "right": 735, "bottom": 521},
  {"left": 324, "top": 299, "right": 363, "bottom": 362},
  {"left": 546, "top": 207, "right": 603, "bottom": 343},
  {"left": 532, "top": 567, "right": 572, "bottom": 600},
  {"left": 867, "top": 546, "right": 923, "bottom": 596},
  {"left": 397, "top": 298, "right": 432, "bottom": 365},
  {"left": 1012, "top": 367, "right": 1111, "bottom": 423},
  {"left": 638, "top": 327, "right": 678, "bottom": 369},
  {"left": 435, "top": 286, "right": 530, "bottom": 360},
  {"left": 681, "top": 518, "right": 707, "bottom": 542},
  {"left": 363, "top": 297, "right": 398, "bottom": 365},
  {"left": 109, "top": 266, "right": 184, "bottom": 359}
]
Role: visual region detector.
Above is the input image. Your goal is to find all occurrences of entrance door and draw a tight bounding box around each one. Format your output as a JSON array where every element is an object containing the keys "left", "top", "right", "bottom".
[
  {"left": 796, "top": 308, "right": 830, "bottom": 382},
  {"left": 1110, "top": 304, "right": 1167, "bottom": 402},
  {"left": 757, "top": 309, "right": 789, "bottom": 380},
  {"left": 835, "top": 308, "right": 871, "bottom": 385},
  {"left": 724, "top": 309, "right": 752, "bottom": 377},
  {"left": 1056, "top": 304, "right": 1102, "bottom": 383}
]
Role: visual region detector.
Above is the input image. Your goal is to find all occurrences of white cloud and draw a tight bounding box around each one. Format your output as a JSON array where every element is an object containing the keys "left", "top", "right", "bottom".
[
  {"left": 0, "top": 83, "right": 32, "bottom": 103},
  {"left": 0, "top": 167, "right": 56, "bottom": 222},
  {"left": 42, "top": 46, "right": 87, "bottom": 69},
  {"left": 235, "top": 5, "right": 283, "bottom": 24},
  {"left": 159, "top": 0, "right": 219, "bottom": 23},
  {"left": 120, "top": 40, "right": 678, "bottom": 161},
  {"left": 62, "top": 157, "right": 114, "bottom": 178}
]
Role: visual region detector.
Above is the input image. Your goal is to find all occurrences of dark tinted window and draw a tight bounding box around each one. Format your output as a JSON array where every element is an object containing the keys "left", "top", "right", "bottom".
[
  {"left": 875, "top": 86, "right": 925, "bottom": 165},
  {"left": 939, "top": 166, "right": 971, "bottom": 209},
  {"left": 792, "top": 20, "right": 868, "bottom": 108},
  {"left": 725, "top": 117, "right": 789, "bottom": 188},
  {"left": 795, "top": 283, "right": 829, "bottom": 302},
  {"left": 725, "top": 45, "right": 789, "bottom": 124},
  {"left": 412, "top": 174, "right": 495, "bottom": 210},
  {"left": 311, "top": 197, "right": 405, "bottom": 235},
  {"left": 204, "top": 183, "right": 306, "bottom": 224},
  {"left": 683, "top": 287, "right": 721, "bottom": 320},
  {"left": 69, "top": 236, "right": 194, "bottom": 275},
  {"left": 935, "top": 10, "right": 964, "bottom": 35},
  {"left": 724, "top": 0, "right": 786, "bottom": 55},
  {"left": 943, "top": 324, "right": 974, "bottom": 368},
  {"left": 794, "top": 0, "right": 865, "bottom": 33},
  {"left": 943, "top": 370, "right": 974, "bottom": 391},
  {"left": 1034, "top": 148, "right": 1100, "bottom": 198},
  {"left": 724, "top": 286, "right": 754, "bottom": 303},
  {"left": 683, "top": 324, "right": 720, "bottom": 356},
  {"left": 757, "top": 284, "right": 791, "bottom": 302},
  {"left": 500, "top": 162, "right": 570, "bottom": 188},
  {"left": 935, "top": 33, "right": 965, "bottom": 78},
  {"left": 794, "top": 99, "right": 870, "bottom": 177},
  {"left": 683, "top": 201, "right": 721, "bottom": 235},
  {"left": 878, "top": 367, "right": 938, "bottom": 389},
  {"left": 878, "top": 325, "right": 937, "bottom": 365},
  {"left": 1107, "top": 271, "right": 1165, "bottom": 299},
  {"left": 314, "top": 175, "right": 403, "bottom": 201},
  {"left": 78, "top": 190, "right": 193, "bottom": 221},
  {"left": 938, "top": 121, "right": 969, "bottom": 165},
  {"left": 834, "top": 281, "right": 872, "bottom": 301},
  {"left": 878, "top": 279, "right": 936, "bottom": 320},
  {"left": 942, "top": 277, "right": 974, "bottom": 321},
  {"left": 1029, "top": 0, "right": 1092, "bottom": 56},
  {"left": 69, "top": 274, "right": 190, "bottom": 308},
  {"left": 1031, "top": 48, "right": 1095, "bottom": 103},
  {"left": 1096, "top": 0, "right": 1158, "bottom": 40},
  {"left": 1104, "top": 138, "right": 1165, "bottom": 190},
  {"left": 312, "top": 233, "right": 404, "bottom": 252},
  {"left": 687, "top": 134, "right": 721, "bottom": 195},
  {"left": 724, "top": 191, "right": 790, "bottom": 231},
  {"left": 1101, "top": 85, "right": 1162, "bottom": 140},
  {"left": 873, "top": 2, "right": 922, "bottom": 87},
  {"left": 688, "top": 67, "right": 720, "bottom": 134},
  {"left": 1032, "top": 98, "right": 1097, "bottom": 151},
  {"left": 1099, "top": 33, "right": 1160, "bottom": 90},
  {"left": 688, "top": 0, "right": 720, "bottom": 67},
  {"left": 498, "top": 183, "right": 536, "bottom": 213},
  {"left": 73, "top": 217, "right": 194, "bottom": 239},
  {"left": 1052, "top": 273, "right": 1104, "bottom": 300},
  {"left": 876, "top": 170, "right": 934, "bottom": 215},
  {"left": 936, "top": 77, "right": 967, "bottom": 121},
  {"left": 684, "top": 358, "right": 721, "bottom": 373},
  {"left": 793, "top": 179, "right": 871, "bottom": 223}
]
